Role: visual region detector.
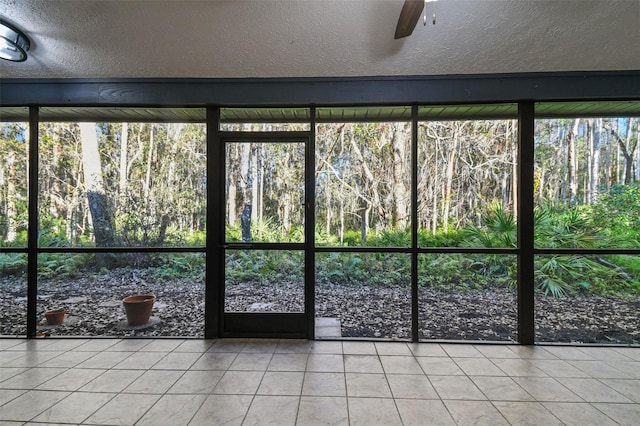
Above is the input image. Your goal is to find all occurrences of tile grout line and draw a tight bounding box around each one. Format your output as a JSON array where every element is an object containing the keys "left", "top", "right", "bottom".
[
  {"left": 589, "top": 400, "right": 634, "bottom": 425},
  {"left": 237, "top": 346, "right": 273, "bottom": 426},
  {"left": 1, "top": 340, "right": 639, "bottom": 425},
  {"left": 412, "top": 343, "right": 460, "bottom": 424},
  {"left": 130, "top": 342, "right": 193, "bottom": 426},
  {"left": 385, "top": 343, "right": 409, "bottom": 423},
  {"left": 442, "top": 344, "right": 556, "bottom": 424},
  {"left": 343, "top": 341, "right": 352, "bottom": 426}
]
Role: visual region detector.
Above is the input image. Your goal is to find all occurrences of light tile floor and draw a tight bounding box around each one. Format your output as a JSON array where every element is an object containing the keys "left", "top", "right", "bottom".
[{"left": 0, "top": 338, "right": 638, "bottom": 425}]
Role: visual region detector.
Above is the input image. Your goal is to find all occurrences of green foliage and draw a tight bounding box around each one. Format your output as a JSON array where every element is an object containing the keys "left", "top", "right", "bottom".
[
  {"left": 367, "top": 228, "right": 412, "bottom": 247},
  {"left": 0, "top": 229, "right": 27, "bottom": 248},
  {"left": 596, "top": 255, "right": 640, "bottom": 295},
  {"left": 342, "top": 230, "right": 363, "bottom": 246},
  {"left": 590, "top": 183, "right": 640, "bottom": 248},
  {"left": 460, "top": 201, "right": 639, "bottom": 298},
  {"left": 534, "top": 204, "right": 599, "bottom": 249},
  {"left": 37, "top": 214, "right": 94, "bottom": 248},
  {"left": 417, "top": 228, "right": 465, "bottom": 247},
  {"left": 463, "top": 204, "right": 516, "bottom": 248},
  {"left": 286, "top": 225, "right": 305, "bottom": 243},
  {"left": 67, "top": 194, "right": 635, "bottom": 298},
  {"left": 528, "top": 188, "right": 640, "bottom": 297},
  {"left": 314, "top": 226, "right": 338, "bottom": 246},
  {"left": 116, "top": 192, "right": 174, "bottom": 246},
  {"left": 316, "top": 252, "right": 409, "bottom": 287},
  {"left": 226, "top": 250, "right": 303, "bottom": 285},
  {"left": 37, "top": 253, "right": 94, "bottom": 279},
  {"left": 535, "top": 255, "right": 591, "bottom": 297},
  {"left": 152, "top": 254, "right": 205, "bottom": 280},
  {"left": 38, "top": 216, "right": 73, "bottom": 247},
  {"left": 418, "top": 254, "right": 516, "bottom": 291},
  {"left": 184, "top": 231, "right": 206, "bottom": 246},
  {"left": 226, "top": 224, "right": 242, "bottom": 242},
  {"left": 226, "top": 220, "right": 304, "bottom": 243},
  {"left": 534, "top": 254, "right": 640, "bottom": 298},
  {"left": 0, "top": 253, "right": 27, "bottom": 276},
  {"left": 3, "top": 115, "right": 639, "bottom": 300}
]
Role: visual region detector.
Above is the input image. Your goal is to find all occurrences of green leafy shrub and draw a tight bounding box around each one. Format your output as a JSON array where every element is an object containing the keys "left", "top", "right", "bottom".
[
  {"left": 316, "top": 252, "right": 409, "bottom": 287},
  {"left": 534, "top": 204, "right": 599, "bottom": 249},
  {"left": 367, "top": 228, "right": 411, "bottom": 247},
  {"left": 184, "top": 231, "right": 206, "bottom": 246},
  {"left": 0, "top": 253, "right": 27, "bottom": 276},
  {"left": 417, "top": 228, "right": 465, "bottom": 247},
  {"left": 226, "top": 219, "right": 303, "bottom": 243},
  {"left": 152, "top": 253, "right": 205, "bottom": 280},
  {"left": 226, "top": 250, "right": 303, "bottom": 285},
  {"left": 418, "top": 253, "right": 515, "bottom": 291},
  {"left": 590, "top": 183, "right": 640, "bottom": 248},
  {"left": 463, "top": 204, "right": 516, "bottom": 248},
  {"left": 535, "top": 255, "right": 591, "bottom": 297},
  {"left": 37, "top": 253, "right": 94, "bottom": 278}
]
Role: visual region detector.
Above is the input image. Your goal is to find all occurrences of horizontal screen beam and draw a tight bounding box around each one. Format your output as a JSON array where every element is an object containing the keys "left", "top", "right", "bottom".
[{"left": 1, "top": 72, "right": 639, "bottom": 107}]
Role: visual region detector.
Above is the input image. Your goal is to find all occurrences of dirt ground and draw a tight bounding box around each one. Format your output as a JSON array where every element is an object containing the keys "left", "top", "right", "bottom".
[{"left": 1, "top": 272, "right": 638, "bottom": 344}]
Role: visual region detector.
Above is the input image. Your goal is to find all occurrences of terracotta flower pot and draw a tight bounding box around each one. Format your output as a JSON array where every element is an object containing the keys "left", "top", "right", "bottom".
[
  {"left": 44, "top": 309, "right": 66, "bottom": 325},
  {"left": 122, "top": 294, "right": 156, "bottom": 326}
]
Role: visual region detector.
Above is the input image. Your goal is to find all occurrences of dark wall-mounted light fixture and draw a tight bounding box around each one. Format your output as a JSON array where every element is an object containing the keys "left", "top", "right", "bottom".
[{"left": 0, "top": 19, "right": 30, "bottom": 62}]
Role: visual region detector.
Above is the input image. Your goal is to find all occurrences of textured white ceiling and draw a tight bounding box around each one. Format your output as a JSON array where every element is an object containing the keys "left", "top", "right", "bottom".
[{"left": 0, "top": 0, "right": 638, "bottom": 79}]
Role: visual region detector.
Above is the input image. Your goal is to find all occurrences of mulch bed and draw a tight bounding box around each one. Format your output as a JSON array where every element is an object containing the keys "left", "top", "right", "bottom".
[{"left": 1, "top": 270, "right": 638, "bottom": 344}]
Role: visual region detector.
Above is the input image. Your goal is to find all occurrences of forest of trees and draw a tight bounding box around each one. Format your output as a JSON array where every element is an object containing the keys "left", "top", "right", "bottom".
[
  {"left": 536, "top": 117, "right": 640, "bottom": 208},
  {"left": 0, "top": 121, "right": 206, "bottom": 252},
  {"left": 224, "top": 118, "right": 639, "bottom": 248},
  {"left": 0, "top": 115, "right": 639, "bottom": 297}
]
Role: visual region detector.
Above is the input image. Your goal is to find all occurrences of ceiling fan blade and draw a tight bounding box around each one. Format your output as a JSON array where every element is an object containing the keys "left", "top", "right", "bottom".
[{"left": 394, "top": 0, "right": 425, "bottom": 39}]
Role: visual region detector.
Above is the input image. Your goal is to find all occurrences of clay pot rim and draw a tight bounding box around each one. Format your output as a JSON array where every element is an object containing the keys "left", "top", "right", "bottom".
[
  {"left": 45, "top": 308, "right": 66, "bottom": 315},
  {"left": 123, "top": 294, "right": 156, "bottom": 304}
]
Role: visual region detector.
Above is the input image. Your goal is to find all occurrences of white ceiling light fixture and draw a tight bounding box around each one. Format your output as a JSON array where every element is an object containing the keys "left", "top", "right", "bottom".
[{"left": 0, "top": 19, "right": 30, "bottom": 62}]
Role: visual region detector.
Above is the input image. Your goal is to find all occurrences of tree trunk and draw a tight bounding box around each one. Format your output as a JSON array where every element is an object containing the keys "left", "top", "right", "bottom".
[
  {"left": 227, "top": 171, "right": 237, "bottom": 226},
  {"left": 241, "top": 203, "right": 251, "bottom": 243},
  {"left": 443, "top": 127, "right": 459, "bottom": 234},
  {"left": 239, "top": 142, "right": 251, "bottom": 239},
  {"left": 258, "top": 149, "right": 264, "bottom": 222},
  {"left": 359, "top": 195, "right": 371, "bottom": 243},
  {"left": 250, "top": 145, "right": 259, "bottom": 222},
  {"left": 609, "top": 119, "right": 638, "bottom": 185},
  {"left": 510, "top": 121, "right": 518, "bottom": 218},
  {"left": 325, "top": 175, "right": 332, "bottom": 237},
  {"left": 0, "top": 156, "right": 5, "bottom": 240},
  {"left": 281, "top": 148, "right": 292, "bottom": 233},
  {"left": 282, "top": 193, "right": 291, "bottom": 233},
  {"left": 391, "top": 123, "right": 410, "bottom": 229},
  {"left": 432, "top": 133, "right": 439, "bottom": 235},
  {"left": 227, "top": 145, "right": 237, "bottom": 226},
  {"left": 79, "top": 123, "right": 116, "bottom": 267},
  {"left": 349, "top": 134, "right": 380, "bottom": 223},
  {"left": 119, "top": 122, "right": 128, "bottom": 195},
  {"left": 567, "top": 119, "right": 580, "bottom": 205},
  {"left": 589, "top": 118, "right": 601, "bottom": 204},
  {"left": 339, "top": 199, "right": 345, "bottom": 245},
  {"left": 605, "top": 127, "right": 612, "bottom": 191},
  {"left": 4, "top": 148, "right": 17, "bottom": 242},
  {"left": 49, "top": 126, "right": 61, "bottom": 220},
  {"left": 144, "top": 124, "right": 154, "bottom": 199},
  {"left": 636, "top": 121, "right": 640, "bottom": 181}
]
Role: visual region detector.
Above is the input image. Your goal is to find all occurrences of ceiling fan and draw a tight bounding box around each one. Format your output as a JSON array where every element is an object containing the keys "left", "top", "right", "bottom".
[{"left": 394, "top": 0, "right": 437, "bottom": 39}]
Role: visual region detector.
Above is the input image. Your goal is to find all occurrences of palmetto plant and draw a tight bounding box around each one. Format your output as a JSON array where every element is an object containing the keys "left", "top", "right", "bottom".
[
  {"left": 463, "top": 203, "right": 607, "bottom": 297},
  {"left": 536, "top": 255, "right": 592, "bottom": 297},
  {"left": 533, "top": 205, "right": 601, "bottom": 297},
  {"left": 463, "top": 204, "right": 516, "bottom": 248},
  {"left": 534, "top": 205, "right": 599, "bottom": 249}
]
